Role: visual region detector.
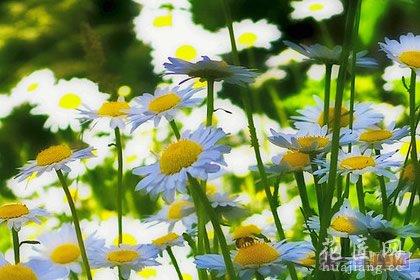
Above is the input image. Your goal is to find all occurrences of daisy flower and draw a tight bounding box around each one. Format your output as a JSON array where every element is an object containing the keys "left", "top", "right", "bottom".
[
  {"left": 145, "top": 199, "right": 196, "bottom": 232},
  {"left": 152, "top": 232, "right": 184, "bottom": 251},
  {"left": 128, "top": 85, "right": 202, "bottom": 132},
  {"left": 163, "top": 56, "right": 256, "bottom": 86},
  {"left": 268, "top": 124, "right": 355, "bottom": 154},
  {"left": 292, "top": 96, "right": 383, "bottom": 131},
  {"left": 0, "top": 253, "right": 66, "bottom": 280},
  {"left": 133, "top": 125, "right": 230, "bottom": 202},
  {"left": 284, "top": 41, "right": 377, "bottom": 67},
  {"left": 195, "top": 240, "right": 314, "bottom": 280},
  {"left": 307, "top": 200, "right": 369, "bottom": 238},
  {"left": 271, "top": 150, "right": 312, "bottom": 173},
  {"left": 314, "top": 147, "right": 400, "bottom": 184},
  {"left": 379, "top": 33, "right": 420, "bottom": 74},
  {"left": 29, "top": 223, "right": 105, "bottom": 277},
  {"left": 0, "top": 203, "right": 48, "bottom": 231},
  {"left": 357, "top": 122, "right": 409, "bottom": 150},
  {"left": 290, "top": 0, "right": 343, "bottom": 21},
  {"left": 15, "top": 144, "right": 94, "bottom": 182},
  {"left": 79, "top": 96, "right": 131, "bottom": 130},
  {"left": 89, "top": 244, "right": 160, "bottom": 279}
]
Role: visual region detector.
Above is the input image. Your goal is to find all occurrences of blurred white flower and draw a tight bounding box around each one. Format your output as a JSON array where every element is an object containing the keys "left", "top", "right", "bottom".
[
  {"left": 382, "top": 61, "right": 412, "bottom": 91},
  {"left": 290, "top": 0, "right": 344, "bottom": 21},
  {"left": 265, "top": 48, "right": 306, "bottom": 68}
]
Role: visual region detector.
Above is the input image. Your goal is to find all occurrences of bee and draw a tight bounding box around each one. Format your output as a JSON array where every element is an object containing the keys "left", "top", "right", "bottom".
[{"left": 235, "top": 237, "right": 256, "bottom": 249}]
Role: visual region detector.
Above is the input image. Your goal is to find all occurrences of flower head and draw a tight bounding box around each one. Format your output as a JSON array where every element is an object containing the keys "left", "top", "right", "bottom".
[
  {"left": 128, "top": 85, "right": 202, "bottom": 132},
  {"left": 15, "top": 145, "right": 94, "bottom": 182},
  {"left": 0, "top": 203, "right": 48, "bottom": 231},
  {"left": 164, "top": 56, "right": 256, "bottom": 86},
  {"left": 357, "top": 122, "right": 409, "bottom": 150},
  {"left": 152, "top": 232, "right": 184, "bottom": 251},
  {"left": 379, "top": 33, "right": 420, "bottom": 74},
  {"left": 89, "top": 244, "right": 160, "bottom": 279},
  {"left": 133, "top": 125, "right": 230, "bottom": 202},
  {"left": 290, "top": 0, "right": 343, "bottom": 21}
]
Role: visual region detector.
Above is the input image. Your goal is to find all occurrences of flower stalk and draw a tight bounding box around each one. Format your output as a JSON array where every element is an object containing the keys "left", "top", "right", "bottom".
[
  {"left": 12, "top": 229, "right": 20, "bottom": 264},
  {"left": 114, "top": 127, "right": 124, "bottom": 246},
  {"left": 167, "top": 247, "right": 184, "bottom": 280}
]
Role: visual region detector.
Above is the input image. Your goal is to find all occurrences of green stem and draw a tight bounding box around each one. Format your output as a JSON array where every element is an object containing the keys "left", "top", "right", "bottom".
[
  {"left": 323, "top": 64, "right": 333, "bottom": 128},
  {"left": 375, "top": 150, "right": 388, "bottom": 218},
  {"left": 310, "top": 154, "right": 324, "bottom": 216},
  {"left": 316, "top": 0, "right": 360, "bottom": 272},
  {"left": 170, "top": 120, "right": 181, "bottom": 139},
  {"left": 255, "top": 271, "right": 265, "bottom": 280},
  {"left": 294, "top": 171, "right": 312, "bottom": 219},
  {"left": 56, "top": 170, "right": 92, "bottom": 280},
  {"left": 12, "top": 229, "right": 20, "bottom": 264},
  {"left": 356, "top": 176, "right": 365, "bottom": 214},
  {"left": 69, "top": 272, "right": 79, "bottom": 280},
  {"left": 206, "top": 79, "right": 215, "bottom": 127},
  {"left": 167, "top": 247, "right": 184, "bottom": 280},
  {"left": 189, "top": 177, "right": 237, "bottom": 280},
  {"left": 114, "top": 127, "right": 123, "bottom": 246}
]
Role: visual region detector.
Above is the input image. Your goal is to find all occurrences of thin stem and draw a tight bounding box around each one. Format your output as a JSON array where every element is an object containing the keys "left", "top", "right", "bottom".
[
  {"left": 316, "top": 0, "right": 360, "bottom": 271},
  {"left": 356, "top": 176, "right": 365, "bottom": 214},
  {"left": 189, "top": 177, "right": 238, "bottom": 280},
  {"left": 167, "top": 247, "right": 184, "bottom": 280},
  {"left": 323, "top": 64, "right": 333, "bottom": 128},
  {"left": 255, "top": 271, "right": 265, "bottom": 280},
  {"left": 310, "top": 154, "right": 323, "bottom": 216},
  {"left": 170, "top": 120, "right": 181, "bottom": 139},
  {"left": 12, "top": 229, "right": 20, "bottom": 264},
  {"left": 206, "top": 79, "right": 215, "bottom": 127},
  {"left": 114, "top": 127, "right": 124, "bottom": 246},
  {"left": 375, "top": 150, "right": 388, "bottom": 218},
  {"left": 294, "top": 171, "right": 312, "bottom": 219},
  {"left": 56, "top": 170, "right": 92, "bottom": 280}
]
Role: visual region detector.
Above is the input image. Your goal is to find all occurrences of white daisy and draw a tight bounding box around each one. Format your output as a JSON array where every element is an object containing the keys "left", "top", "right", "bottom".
[
  {"left": 128, "top": 84, "right": 202, "bottom": 132},
  {"left": 284, "top": 41, "right": 377, "bottom": 67},
  {"left": 195, "top": 240, "right": 313, "bottom": 280},
  {"left": 163, "top": 56, "right": 256, "bottom": 86},
  {"left": 79, "top": 96, "right": 131, "bottom": 130},
  {"left": 314, "top": 147, "right": 400, "bottom": 184},
  {"left": 365, "top": 211, "right": 420, "bottom": 240},
  {"left": 133, "top": 0, "right": 191, "bottom": 10},
  {"left": 268, "top": 123, "right": 355, "bottom": 154},
  {"left": 89, "top": 244, "right": 160, "bottom": 279},
  {"left": 15, "top": 144, "right": 94, "bottom": 182},
  {"left": 307, "top": 199, "right": 369, "bottom": 238},
  {"left": 28, "top": 223, "right": 105, "bottom": 278},
  {"left": 0, "top": 203, "right": 48, "bottom": 231},
  {"left": 290, "top": 0, "right": 344, "bottom": 21},
  {"left": 292, "top": 96, "right": 383, "bottom": 131},
  {"left": 357, "top": 122, "right": 409, "bottom": 150},
  {"left": 152, "top": 232, "right": 185, "bottom": 251},
  {"left": 216, "top": 19, "right": 281, "bottom": 51},
  {"left": 30, "top": 78, "right": 110, "bottom": 132},
  {"left": 145, "top": 199, "right": 197, "bottom": 232},
  {"left": 379, "top": 33, "right": 420, "bottom": 74},
  {"left": 271, "top": 150, "right": 312, "bottom": 173},
  {"left": 0, "top": 252, "right": 66, "bottom": 280},
  {"left": 265, "top": 48, "right": 306, "bottom": 67},
  {"left": 133, "top": 125, "right": 230, "bottom": 202}
]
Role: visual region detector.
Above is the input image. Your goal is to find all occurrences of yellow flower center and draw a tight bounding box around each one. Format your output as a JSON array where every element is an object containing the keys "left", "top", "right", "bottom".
[
  {"left": 167, "top": 201, "right": 193, "bottom": 220},
  {"left": 50, "top": 243, "right": 80, "bottom": 264},
  {"left": 309, "top": 3, "right": 324, "bottom": 11},
  {"left": 330, "top": 216, "right": 357, "bottom": 233},
  {"left": 402, "top": 163, "right": 415, "bottom": 183},
  {"left": 234, "top": 243, "right": 280, "bottom": 266},
  {"left": 148, "top": 93, "right": 181, "bottom": 113},
  {"left": 282, "top": 151, "right": 310, "bottom": 169},
  {"left": 176, "top": 45, "right": 197, "bottom": 61},
  {"left": 297, "top": 136, "right": 329, "bottom": 150},
  {"left": 340, "top": 156, "right": 376, "bottom": 170},
  {"left": 138, "top": 268, "right": 157, "bottom": 278},
  {"left": 318, "top": 107, "right": 350, "bottom": 127},
  {"left": 152, "top": 232, "right": 180, "bottom": 247},
  {"left": 0, "top": 204, "right": 29, "bottom": 219},
  {"left": 399, "top": 51, "right": 420, "bottom": 68},
  {"left": 152, "top": 14, "right": 172, "bottom": 27},
  {"left": 27, "top": 83, "right": 39, "bottom": 92},
  {"left": 98, "top": 101, "right": 130, "bottom": 117},
  {"left": 36, "top": 144, "right": 72, "bottom": 166},
  {"left": 300, "top": 253, "right": 316, "bottom": 266},
  {"left": 238, "top": 32, "right": 257, "bottom": 46},
  {"left": 107, "top": 249, "right": 139, "bottom": 263},
  {"left": 160, "top": 140, "right": 203, "bottom": 175},
  {"left": 59, "top": 93, "right": 82, "bottom": 109},
  {"left": 232, "top": 224, "right": 262, "bottom": 240},
  {"left": 359, "top": 129, "right": 392, "bottom": 142},
  {"left": 0, "top": 265, "right": 38, "bottom": 280},
  {"left": 118, "top": 85, "right": 132, "bottom": 97},
  {"left": 113, "top": 233, "right": 137, "bottom": 246}
]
